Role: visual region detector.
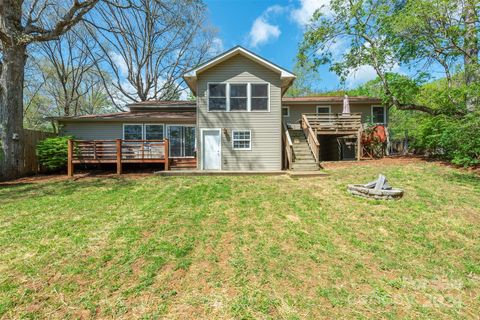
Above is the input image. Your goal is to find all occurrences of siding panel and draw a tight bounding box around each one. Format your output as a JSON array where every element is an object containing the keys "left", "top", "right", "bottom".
[{"left": 197, "top": 54, "right": 282, "bottom": 171}]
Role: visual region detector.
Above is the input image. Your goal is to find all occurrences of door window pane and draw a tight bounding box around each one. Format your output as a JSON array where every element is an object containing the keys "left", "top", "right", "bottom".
[
  {"left": 184, "top": 127, "right": 196, "bottom": 157},
  {"left": 124, "top": 124, "right": 143, "bottom": 140},
  {"left": 145, "top": 124, "right": 164, "bottom": 140}
]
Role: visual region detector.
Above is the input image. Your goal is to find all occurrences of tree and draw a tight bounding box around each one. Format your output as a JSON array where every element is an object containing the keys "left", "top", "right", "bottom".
[
  {"left": 0, "top": 0, "right": 99, "bottom": 180},
  {"left": 298, "top": 0, "right": 480, "bottom": 116},
  {"left": 85, "top": 0, "right": 217, "bottom": 110}
]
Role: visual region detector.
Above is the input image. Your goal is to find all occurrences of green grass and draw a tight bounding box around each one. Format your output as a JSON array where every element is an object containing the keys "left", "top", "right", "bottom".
[{"left": 0, "top": 160, "right": 479, "bottom": 319}]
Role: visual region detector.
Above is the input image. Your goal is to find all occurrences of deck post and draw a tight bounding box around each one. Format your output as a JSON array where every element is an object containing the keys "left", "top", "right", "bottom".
[
  {"left": 164, "top": 138, "right": 169, "bottom": 171},
  {"left": 357, "top": 130, "right": 362, "bottom": 161},
  {"left": 67, "top": 139, "right": 73, "bottom": 177},
  {"left": 116, "top": 139, "right": 122, "bottom": 175}
]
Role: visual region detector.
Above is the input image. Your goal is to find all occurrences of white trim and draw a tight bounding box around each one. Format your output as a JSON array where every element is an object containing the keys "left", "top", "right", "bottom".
[
  {"left": 316, "top": 105, "right": 331, "bottom": 114},
  {"left": 371, "top": 105, "right": 386, "bottom": 124},
  {"left": 200, "top": 128, "right": 222, "bottom": 170},
  {"left": 282, "top": 106, "right": 290, "bottom": 117},
  {"left": 122, "top": 123, "right": 143, "bottom": 140},
  {"left": 232, "top": 129, "right": 252, "bottom": 151},
  {"left": 144, "top": 123, "right": 165, "bottom": 140},
  {"left": 184, "top": 47, "right": 296, "bottom": 79}
]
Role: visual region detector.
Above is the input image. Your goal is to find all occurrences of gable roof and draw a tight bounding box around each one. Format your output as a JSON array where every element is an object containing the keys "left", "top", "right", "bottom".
[{"left": 183, "top": 46, "right": 296, "bottom": 95}]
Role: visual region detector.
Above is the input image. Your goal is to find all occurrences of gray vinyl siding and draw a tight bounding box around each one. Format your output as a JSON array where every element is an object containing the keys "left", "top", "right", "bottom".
[
  {"left": 197, "top": 54, "right": 282, "bottom": 171},
  {"left": 60, "top": 122, "right": 123, "bottom": 140},
  {"left": 282, "top": 103, "right": 388, "bottom": 127}
]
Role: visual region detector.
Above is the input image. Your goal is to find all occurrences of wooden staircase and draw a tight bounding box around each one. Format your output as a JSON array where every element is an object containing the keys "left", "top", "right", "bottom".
[
  {"left": 288, "top": 130, "right": 319, "bottom": 171},
  {"left": 170, "top": 158, "right": 197, "bottom": 170}
]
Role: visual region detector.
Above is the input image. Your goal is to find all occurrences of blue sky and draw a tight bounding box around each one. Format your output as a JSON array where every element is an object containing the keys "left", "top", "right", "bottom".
[{"left": 204, "top": 0, "right": 380, "bottom": 91}]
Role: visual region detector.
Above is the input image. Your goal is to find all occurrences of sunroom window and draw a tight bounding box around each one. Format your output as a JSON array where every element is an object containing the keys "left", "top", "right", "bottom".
[
  {"left": 250, "top": 84, "right": 269, "bottom": 111},
  {"left": 123, "top": 124, "right": 143, "bottom": 140},
  {"left": 208, "top": 83, "right": 227, "bottom": 111},
  {"left": 230, "top": 84, "right": 248, "bottom": 111},
  {"left": 145, "top": 124, "right": 164, "bottom": 140}
]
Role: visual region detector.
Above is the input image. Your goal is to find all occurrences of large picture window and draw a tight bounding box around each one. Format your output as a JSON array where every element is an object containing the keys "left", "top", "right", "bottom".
[
  {"left": 372, "top": 106, "right": 386, "bottom": 124},
  {"left": 145, "top": 124, "right": 164, "bottom": 140},
  {"left": 208, "top": 83, "right": 227, "bottom": 111},
  {"left": 250, "top": 84, "right": 269, "bottom": 111},
  {"left": 123, "top": 124, "right": 143, "bottom": 140},
  {"left": 230, "top": 84, "right": 248, "bottom": 111},
  {"left": 232, "top": 130, "right": 251, "bottom": 150}
]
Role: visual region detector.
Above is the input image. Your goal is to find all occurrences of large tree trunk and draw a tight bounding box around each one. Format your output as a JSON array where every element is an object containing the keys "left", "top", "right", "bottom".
[
  {"left": 464, "top": 0, "right": 479, "bottom": 112},
  {"left": 0, "top": 44, "right": 27, "bottom": 181}
]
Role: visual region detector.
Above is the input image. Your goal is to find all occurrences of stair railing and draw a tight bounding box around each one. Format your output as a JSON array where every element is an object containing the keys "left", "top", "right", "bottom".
[
  {"left": 282, "top": 121, "right": 295, "bottom": 169},
  {"left": 301, "top": 115, "right": 320, "bottom": 164}
]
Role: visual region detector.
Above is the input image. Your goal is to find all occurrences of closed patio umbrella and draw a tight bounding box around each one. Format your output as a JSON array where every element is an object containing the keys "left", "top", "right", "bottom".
[{"left": 342, "top": 94, "right": 351, "bottom": 114}]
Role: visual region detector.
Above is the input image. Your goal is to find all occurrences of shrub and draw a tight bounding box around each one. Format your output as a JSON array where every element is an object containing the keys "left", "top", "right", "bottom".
[{"left": 37, "top": 136, "right": 72, "bottom": 170}]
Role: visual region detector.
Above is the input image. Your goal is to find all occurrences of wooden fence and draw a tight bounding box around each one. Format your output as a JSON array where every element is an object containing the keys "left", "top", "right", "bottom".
[{"left": 22, "top": 129, "right": 56, "bottom": 176}]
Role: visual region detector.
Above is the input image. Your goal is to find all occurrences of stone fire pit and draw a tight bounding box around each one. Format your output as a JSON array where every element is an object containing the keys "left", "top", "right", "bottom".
[{"left": 347, "top": 174, "right": 404, "bottom": 200}]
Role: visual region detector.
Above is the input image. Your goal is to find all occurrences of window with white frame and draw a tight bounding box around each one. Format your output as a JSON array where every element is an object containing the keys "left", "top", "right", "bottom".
[
  {"left": 232, "top": 130, "right": 251, "bottom": 150},
  {"left": 208, "top": 83, "right": 227, "bottom": 111},
  {"left": 230, "top": 84, "right": 248, "bottom": 111},
  {"left": 145, "top": 124, "right": 164, "bottom": 140},
  {"left": 282, "top": 106, "right": 290, "bottom": 117},
  {"left": 250, "top": 84, "right": 269, "bottom": 111},
  {"left": 372, "top": 106, "right": 386, "bottom": 124},
  {"left": 123, "top": 124, "right": 143, "bottom": 140}
]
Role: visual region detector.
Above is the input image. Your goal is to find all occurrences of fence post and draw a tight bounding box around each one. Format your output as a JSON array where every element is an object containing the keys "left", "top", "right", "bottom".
[
  {"left": 164, "top": 138, "right": 169, "bottom": 171},
  {"left": 357, "top": 130, "right": 362, "bottom": 161},
  {"left": 116, "top": 139, "right": 122, "bottom": 175},
  {"left": 67, "top": 139, "right": 73, "bottom": 177}
]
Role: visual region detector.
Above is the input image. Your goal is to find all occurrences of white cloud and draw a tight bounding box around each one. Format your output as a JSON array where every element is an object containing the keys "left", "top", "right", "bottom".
[
  {"left": 291, "top": 0, "right": 331, "bottom": 26},
  {"left": 110, "top": 52, "right": 129, "bottom": 76},
  {"left": 210, "top": 37, "right": 224, "bottom": 55},
  {"left": 248, "top": 5, "right": 284, "bottom": 47}
]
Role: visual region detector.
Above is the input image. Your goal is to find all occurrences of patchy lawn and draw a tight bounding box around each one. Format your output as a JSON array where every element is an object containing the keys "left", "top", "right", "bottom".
[{"left": 0, "top": 159, "right": 479, "bottom": 319}]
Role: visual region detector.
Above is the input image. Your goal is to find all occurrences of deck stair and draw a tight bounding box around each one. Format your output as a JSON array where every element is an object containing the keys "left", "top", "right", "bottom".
[
  {"left": 170, "top": 158, "right": 197, "bottom": 170},
  {"left": 288, "top": 130, "right": 319, "bottom": 171}
]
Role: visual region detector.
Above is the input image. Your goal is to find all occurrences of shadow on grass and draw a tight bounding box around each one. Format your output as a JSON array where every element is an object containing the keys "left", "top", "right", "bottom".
[{"left": 0, "top": 176, "right": 137, "bottom": 203}]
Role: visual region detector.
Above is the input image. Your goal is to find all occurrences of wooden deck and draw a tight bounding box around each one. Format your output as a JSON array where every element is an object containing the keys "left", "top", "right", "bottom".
[
  {"left": 302, "top": 113, "right": 362, "bottom": 134},
  {"left": 67, "top": 139, "right": 169, "bottom": 177}
]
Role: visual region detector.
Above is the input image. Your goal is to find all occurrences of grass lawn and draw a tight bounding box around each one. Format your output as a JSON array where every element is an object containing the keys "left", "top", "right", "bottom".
[{"left": 0, "top": 159, "right": 479, "bottom": 319}]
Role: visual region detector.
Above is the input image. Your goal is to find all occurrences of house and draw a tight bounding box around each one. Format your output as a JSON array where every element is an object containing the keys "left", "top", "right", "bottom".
[{"left": 57, "top": 46, "right": 387, "bottom": 173}]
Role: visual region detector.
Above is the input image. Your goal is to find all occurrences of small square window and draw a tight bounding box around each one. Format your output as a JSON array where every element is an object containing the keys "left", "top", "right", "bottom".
[
  {"left": 124, "top": 124, "right": 143, "bottom": 140},
  {"left": 232, "top": 130, "right": 251, "bottom": 150},
  {"left": 282, "top": 106, "right": 289, "bottom": 117}
]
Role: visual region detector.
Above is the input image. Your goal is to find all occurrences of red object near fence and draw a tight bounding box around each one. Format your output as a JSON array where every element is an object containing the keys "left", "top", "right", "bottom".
[{"left": 362, "top": 125, "right": 387, "bottom": 145}]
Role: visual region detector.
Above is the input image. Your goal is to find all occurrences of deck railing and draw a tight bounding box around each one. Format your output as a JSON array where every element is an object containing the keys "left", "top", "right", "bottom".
[
  {"left": 300, "top": 115, "right": 320, "bottom": 164},
  {"left": 67, "top": 139, "right": 169, "bottom": 177},
  {"left": 282, "top": 121, "right": 294, "bottom": 169},
  {"left": 303, "top": 113, "right": 362, "bottom": 133}
]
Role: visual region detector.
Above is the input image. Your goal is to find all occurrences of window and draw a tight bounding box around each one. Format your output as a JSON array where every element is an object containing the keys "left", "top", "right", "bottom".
[
  {"left": 230, "top": 84, "right": 248, "bottom": 111},
  {"left": 316, "top": 106, "right": 331, "bottom": 114},
  {"left": 372, "top": 106, "right": 386, "bottom": 124},
  {"left": 250, "top": 84, "right": 269, "bottom": 111},
  {"left": 282, "top": 106, "right": 290, "bottom": 117},
  {"left": 232, "top": 130, "right": 251, "bottom": 150},
  {"left": 208, "top": 83, "right": 227, "bottom": 111},
  {"left": 123, "top": 124, "right": 143, "bottom": 140},
  {"left": 145, "top": 124, "right": 164, "bottom": 140}
]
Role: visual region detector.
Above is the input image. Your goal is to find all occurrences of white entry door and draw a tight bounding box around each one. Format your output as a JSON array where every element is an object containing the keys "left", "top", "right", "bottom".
[{"left": 202, "top": 129, "right": 221, "bottom": 170}]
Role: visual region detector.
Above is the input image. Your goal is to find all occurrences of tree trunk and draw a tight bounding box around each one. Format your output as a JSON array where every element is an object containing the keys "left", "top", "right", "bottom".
[
  {"left": 464, "top": 0, "right": 479, "bottom": 112},
  {"left": 0, "top": 44, "right": 27, "bottom": 181}
]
